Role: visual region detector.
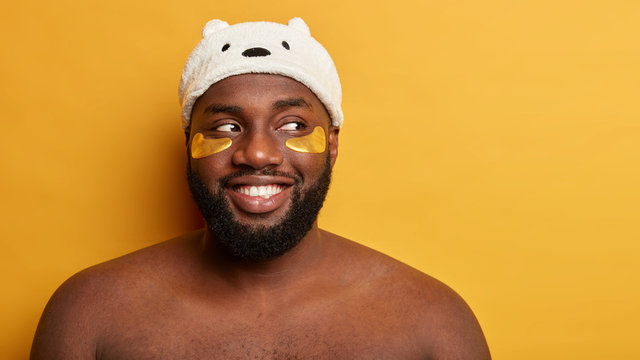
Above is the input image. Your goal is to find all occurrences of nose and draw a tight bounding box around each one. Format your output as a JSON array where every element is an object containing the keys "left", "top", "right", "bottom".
[{"left": 232, "top": 130, "right": 283, "bottom": 170}]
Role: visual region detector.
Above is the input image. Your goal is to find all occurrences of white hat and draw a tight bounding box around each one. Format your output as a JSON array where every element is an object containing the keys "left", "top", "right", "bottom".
[{"left": 179, "top": 18, "right": 343, "bottom": 129}]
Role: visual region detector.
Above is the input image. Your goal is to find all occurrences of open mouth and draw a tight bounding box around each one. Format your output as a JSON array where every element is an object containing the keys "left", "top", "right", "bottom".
[
  {"left": 232, "top": 184, "right": 287, "bottom": 199},
  {"left": 226, "top": 175, "right": 297, "bottom": 214}
]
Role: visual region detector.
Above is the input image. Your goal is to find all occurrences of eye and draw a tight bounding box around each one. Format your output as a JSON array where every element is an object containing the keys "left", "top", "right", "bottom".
[
  {"left": 221, "top": 43, "right": 230, "bottom": 52},
  {"left": 215, "top": 123, "right": 240, "bottom": 132},
  {"left": 278, "top": 122, "right": 304, "bottom": 131},
  {"left": 281, "top": 41, "right": 290, "bottom": 50}
]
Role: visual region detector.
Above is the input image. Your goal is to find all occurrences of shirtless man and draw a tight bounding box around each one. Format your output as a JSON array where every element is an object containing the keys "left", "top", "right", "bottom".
[{"left": 31, "top": 18, "right": 491, "bottom": 359}]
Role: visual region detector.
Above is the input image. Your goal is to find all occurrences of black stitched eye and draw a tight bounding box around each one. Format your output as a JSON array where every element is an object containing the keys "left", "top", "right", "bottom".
[
  {"left": 281, "top": 41, "right": 290, "bottom": 50},
  {"left": 221, "top": 43, "right": 230, "bottom": 52}
]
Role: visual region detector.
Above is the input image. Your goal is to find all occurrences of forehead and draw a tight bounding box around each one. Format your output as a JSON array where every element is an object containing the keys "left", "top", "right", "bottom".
[{"left": 192, "top": 74, "right": 325, "bottom": 114}]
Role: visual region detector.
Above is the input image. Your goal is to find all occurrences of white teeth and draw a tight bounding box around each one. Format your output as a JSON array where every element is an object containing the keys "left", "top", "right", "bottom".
[{"left": 236, "top": 184, "right": 284, "bottom": 199}]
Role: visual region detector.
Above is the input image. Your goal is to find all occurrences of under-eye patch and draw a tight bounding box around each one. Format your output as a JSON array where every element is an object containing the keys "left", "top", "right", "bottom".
[
  {"left": 285, "top": 126, "right": 326, "bottom": 153},
  {"left": 191, "top": 133, "right": 232, "bottom": 159}
]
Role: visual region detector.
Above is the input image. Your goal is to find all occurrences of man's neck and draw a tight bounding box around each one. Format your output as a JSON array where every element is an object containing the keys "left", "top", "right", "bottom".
[{"left": 198, "top": 224, "right": 326, "bottom": 291}]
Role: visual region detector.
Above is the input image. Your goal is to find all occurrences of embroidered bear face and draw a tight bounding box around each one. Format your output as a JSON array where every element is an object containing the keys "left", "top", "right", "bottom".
[{"left": 201, "top": 18, "right": 309, "bottom": 60}]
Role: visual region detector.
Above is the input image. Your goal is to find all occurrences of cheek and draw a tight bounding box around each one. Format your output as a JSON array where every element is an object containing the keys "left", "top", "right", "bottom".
[
  {"left": 191, "top": 133, "right": 232, "bottom": 159},
  {"left": 289, "top": 151, "right": 330, "bottom": 186},
  {"left": 285, "top": 127, "right": 326, "bottom": 153}
]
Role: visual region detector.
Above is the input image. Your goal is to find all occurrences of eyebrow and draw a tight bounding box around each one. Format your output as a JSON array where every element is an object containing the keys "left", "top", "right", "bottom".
[
  {"left": 203, "top": 103, "right": 243, "bottom": 115},
  {"left": 272, "top": 98, "right": 313, "bottom": 110}
]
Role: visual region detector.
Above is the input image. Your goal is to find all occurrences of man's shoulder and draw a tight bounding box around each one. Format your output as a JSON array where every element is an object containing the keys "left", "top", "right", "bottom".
[
  {"left": 323, "top": 230, "right": 457, "bottom": 299},
  {"left": 61, "top": 229, "right": 201, "bottom": 293},
  {"left": 31, "top": 231, "right": 202, "bottom": 358},
  {"left": 321, "top": 230, "right": 491, "bottom": 358}
]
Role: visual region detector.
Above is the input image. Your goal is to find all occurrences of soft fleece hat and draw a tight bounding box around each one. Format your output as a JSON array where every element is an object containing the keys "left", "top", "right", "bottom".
[{"left": 179, "top": 17, "right": 343, "bottom": 129}]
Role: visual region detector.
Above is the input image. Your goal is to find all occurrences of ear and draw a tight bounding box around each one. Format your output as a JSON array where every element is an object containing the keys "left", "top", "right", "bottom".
[
  {"left": 328, "top": 126, "right": 340, "bottom": 168},
  {"left": 288, "top": 17, "right": 311, "bottom": 35},
  {"left": 202, "top": 19, "right": 229, "bottom": 38},
  {"left": 184, "top": 127, "right": 191, "bottom": 147}
]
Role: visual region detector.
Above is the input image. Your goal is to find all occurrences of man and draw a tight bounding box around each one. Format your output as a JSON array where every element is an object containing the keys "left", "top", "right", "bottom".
[{"left": 32, "top": 18, "right": 490, "bottom": 359}]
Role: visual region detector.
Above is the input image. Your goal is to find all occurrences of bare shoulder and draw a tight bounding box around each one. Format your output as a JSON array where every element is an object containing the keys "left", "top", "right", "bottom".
[
  {"left": 323, "top": 230, "right": 491, "bottom": 359},
  {"left": 30, "top": 230, "right": 201, "bottom": 360}
]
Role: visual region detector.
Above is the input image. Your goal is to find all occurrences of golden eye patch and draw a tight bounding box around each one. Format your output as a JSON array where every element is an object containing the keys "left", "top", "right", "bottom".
[
  {"left": 285, "top": 126, "right": 326, "bottom": 153},
  {"left": 191, "top": 132, "right": 232, "bottom": 159}
]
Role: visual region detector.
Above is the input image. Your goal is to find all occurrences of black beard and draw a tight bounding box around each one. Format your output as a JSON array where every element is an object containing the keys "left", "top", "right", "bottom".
[{"left": 187, "top": 155, "right": 332, "bottom": 262}]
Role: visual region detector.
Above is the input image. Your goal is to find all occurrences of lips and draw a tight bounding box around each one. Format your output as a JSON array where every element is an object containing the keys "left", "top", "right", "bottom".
[{"left": 226, "top": 175, "right": 296, "bottom": 214}]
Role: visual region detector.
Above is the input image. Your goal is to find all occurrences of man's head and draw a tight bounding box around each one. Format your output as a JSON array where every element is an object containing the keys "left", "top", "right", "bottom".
[{"left": 179, "top": 19, "right": 342, "bottom": 261}]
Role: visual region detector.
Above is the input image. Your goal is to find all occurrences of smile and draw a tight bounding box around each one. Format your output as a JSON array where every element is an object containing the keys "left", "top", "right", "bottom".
[
  {"left": 232, "top": 184, "right": 286, "bottom": 199},
  {"left": 226, "top": 175, "right": 296, "bottom": 214}
]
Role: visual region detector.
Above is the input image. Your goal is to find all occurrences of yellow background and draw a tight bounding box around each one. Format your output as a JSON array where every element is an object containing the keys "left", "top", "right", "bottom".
[{"left": 1, "top": 0, "right": 639, "bottom": 358}]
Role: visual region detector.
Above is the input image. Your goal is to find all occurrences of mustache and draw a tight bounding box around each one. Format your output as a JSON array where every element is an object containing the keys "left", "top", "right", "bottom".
[{"left": 219, "top": 168, "right": 302, "bottom": 187}]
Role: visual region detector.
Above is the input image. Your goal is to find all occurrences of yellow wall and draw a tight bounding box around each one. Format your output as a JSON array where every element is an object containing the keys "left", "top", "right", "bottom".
[{"left": 2, "top": 1, "right": 639, "bottom": 358}]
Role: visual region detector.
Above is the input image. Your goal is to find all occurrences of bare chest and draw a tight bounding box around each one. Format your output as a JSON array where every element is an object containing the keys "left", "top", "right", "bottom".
[
  {"left": 97, "top": 296, "right": 425, "bottom": 359},
  {"left": 100, "top": 328, "right": 409, "bottom": 359}
]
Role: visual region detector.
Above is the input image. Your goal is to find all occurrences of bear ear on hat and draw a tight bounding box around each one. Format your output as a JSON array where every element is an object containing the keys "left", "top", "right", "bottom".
[
  {"left": 288, "top": 17, "right": 310, "bottom": 35},
  {"left": 202, "top": 19, "right": 229, "bottom": 38}
]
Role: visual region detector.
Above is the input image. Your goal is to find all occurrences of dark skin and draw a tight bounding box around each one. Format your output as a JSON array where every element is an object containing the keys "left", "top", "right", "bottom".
[{"left": 31, "top": 74, "right": 491, "bottom": 359}]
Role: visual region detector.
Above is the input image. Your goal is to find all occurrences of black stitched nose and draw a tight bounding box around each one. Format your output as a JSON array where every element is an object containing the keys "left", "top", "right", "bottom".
[{"left": 242, "top": 47, "right": 271, "bottom": 57}]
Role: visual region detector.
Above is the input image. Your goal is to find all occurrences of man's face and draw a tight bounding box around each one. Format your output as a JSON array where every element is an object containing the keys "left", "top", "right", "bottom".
[{"left": 186, "top": 74, "right": 339, "bottom": 261}]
